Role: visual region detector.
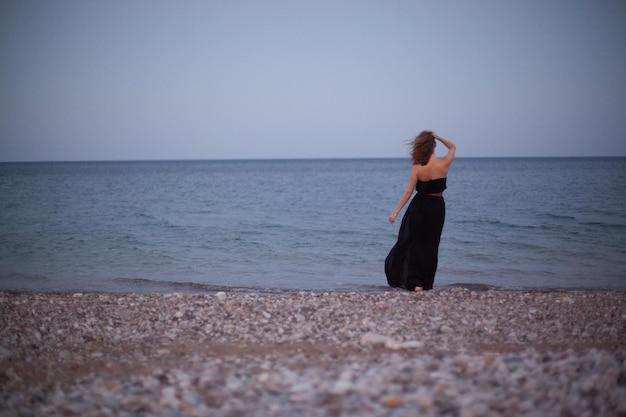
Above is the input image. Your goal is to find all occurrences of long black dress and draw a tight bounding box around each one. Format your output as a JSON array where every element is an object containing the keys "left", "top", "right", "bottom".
[{"left": 385, "top": 178, "right": 447, "bottom": 291}]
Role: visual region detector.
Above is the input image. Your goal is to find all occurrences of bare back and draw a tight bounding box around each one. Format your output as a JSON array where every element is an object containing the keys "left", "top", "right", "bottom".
[{"left": 413, "top": 155, "right": 452, "bottom": 182}]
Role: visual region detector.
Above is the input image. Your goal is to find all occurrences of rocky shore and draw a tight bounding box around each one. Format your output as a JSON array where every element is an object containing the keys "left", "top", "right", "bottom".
[{"left": 1, "top": 288, "right": 625, "bottom": 416}]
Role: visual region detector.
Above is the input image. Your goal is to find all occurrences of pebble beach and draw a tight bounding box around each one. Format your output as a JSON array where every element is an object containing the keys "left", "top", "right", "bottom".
[{"left": 1, "top": 288, "right": 625, "bottom": 417}]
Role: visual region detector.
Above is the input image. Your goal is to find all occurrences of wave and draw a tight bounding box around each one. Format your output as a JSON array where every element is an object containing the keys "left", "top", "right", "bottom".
[
  {"left": 540, "top": 213, "right": 577, "bottom": 221},
  {"left": 0, "top": 272, "right": 50, "bottom": 282},
  {"left": 112, "top": 278, "right": 413, "bottom": 294},
  {"left": 441, "top": 282, "right": 499, "bottom": 292},
  {"left": 112, "top": 277, "right": 324, "bottom": 294},
  {"left": 580, "top": 221, "right": 626, "bottom": 229},
  {"left": 112, "top": 277, "right": 513, "bottom": 295}
]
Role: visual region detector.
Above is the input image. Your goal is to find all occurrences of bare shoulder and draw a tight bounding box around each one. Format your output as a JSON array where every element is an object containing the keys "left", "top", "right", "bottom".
[{"left": 411, "top": 163, "right": 425, "bottom": 178}]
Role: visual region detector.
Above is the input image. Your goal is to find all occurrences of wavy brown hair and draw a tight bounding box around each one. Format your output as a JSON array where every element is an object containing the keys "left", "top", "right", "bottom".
[{"left": 410, "top": 131, "right": 436, "bottom": 165}]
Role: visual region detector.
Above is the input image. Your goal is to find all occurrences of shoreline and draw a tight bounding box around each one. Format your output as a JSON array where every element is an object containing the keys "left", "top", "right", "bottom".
[
  {"left": 2, "top": 289, "right": 625, "bottom": 416},
  {"left": 2, "top": 281, "right": 625, "bottom": 296}
]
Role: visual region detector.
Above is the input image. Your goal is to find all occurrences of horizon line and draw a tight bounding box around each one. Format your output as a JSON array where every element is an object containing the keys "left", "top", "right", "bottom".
[{"left": 1, "top": 155, "right": 625, "bottom": 164}]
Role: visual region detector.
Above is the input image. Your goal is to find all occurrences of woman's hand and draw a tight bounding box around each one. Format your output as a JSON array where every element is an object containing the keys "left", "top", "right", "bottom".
[{"left": 389, "top": 212, "right": 398, "bottom": 223}]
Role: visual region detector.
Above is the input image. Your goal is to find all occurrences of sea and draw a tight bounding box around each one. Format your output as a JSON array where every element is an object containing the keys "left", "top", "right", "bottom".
[{"left": 1, "top": 158, "right": 625, "bottom": 294}]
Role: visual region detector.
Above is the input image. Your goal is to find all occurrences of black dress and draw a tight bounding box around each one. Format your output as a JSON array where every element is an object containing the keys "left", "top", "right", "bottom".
[{"left": 385, "top": 178, "right": 447, "bottom": 291}]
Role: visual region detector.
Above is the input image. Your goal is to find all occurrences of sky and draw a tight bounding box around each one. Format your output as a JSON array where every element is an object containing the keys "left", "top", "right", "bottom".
[{"left": 1, "top": 0, "right": 625, "bottom": 161}]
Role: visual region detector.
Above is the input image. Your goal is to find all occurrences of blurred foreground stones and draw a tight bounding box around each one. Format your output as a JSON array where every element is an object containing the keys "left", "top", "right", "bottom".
[{"left": 1, "top": 288, "right": 624, "bottom": 416}]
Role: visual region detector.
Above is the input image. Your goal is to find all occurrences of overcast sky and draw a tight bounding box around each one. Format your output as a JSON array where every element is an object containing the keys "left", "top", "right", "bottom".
[{"left": 1, "top": 0, "right": 625, "bottom": 161}]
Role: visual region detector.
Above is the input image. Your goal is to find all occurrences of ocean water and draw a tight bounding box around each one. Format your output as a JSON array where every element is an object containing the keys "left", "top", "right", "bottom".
[{"left": 0, "top": 158, "right": 624, "bottom": 293}]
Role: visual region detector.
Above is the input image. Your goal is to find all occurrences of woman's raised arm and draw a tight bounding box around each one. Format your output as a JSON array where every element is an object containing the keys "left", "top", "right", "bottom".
[{"left": 432, "top": 131, "right": 456, "bottom": 165}]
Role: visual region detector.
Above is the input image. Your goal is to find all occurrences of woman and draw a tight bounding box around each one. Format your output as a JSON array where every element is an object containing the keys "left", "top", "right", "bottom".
[{"left": 385, "top": 130, "right": 456, "bottom": 291}]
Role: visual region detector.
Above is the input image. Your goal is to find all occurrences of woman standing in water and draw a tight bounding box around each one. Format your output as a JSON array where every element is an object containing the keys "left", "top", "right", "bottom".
[{"left": 385, "top": 130, "right": 456, "bottom": 291}]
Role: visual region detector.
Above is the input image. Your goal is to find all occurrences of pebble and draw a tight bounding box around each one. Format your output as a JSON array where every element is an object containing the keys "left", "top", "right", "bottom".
[
  {"left": 0, "top": 289, "right": 624, "bottom": 416},
  {"left": 381, "top": 395, "right": 402, "bottom": 408},
  {"left": 360, "top": 332, "right": 396, "bottom": 348},
  {"left": 399, "top": 340, "right": 424, "bottom": 349}
]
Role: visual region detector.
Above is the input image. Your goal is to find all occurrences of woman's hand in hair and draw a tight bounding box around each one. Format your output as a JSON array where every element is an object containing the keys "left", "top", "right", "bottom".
[{"left": 429, "top": 130, "right": 441, "bottom": 140}]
